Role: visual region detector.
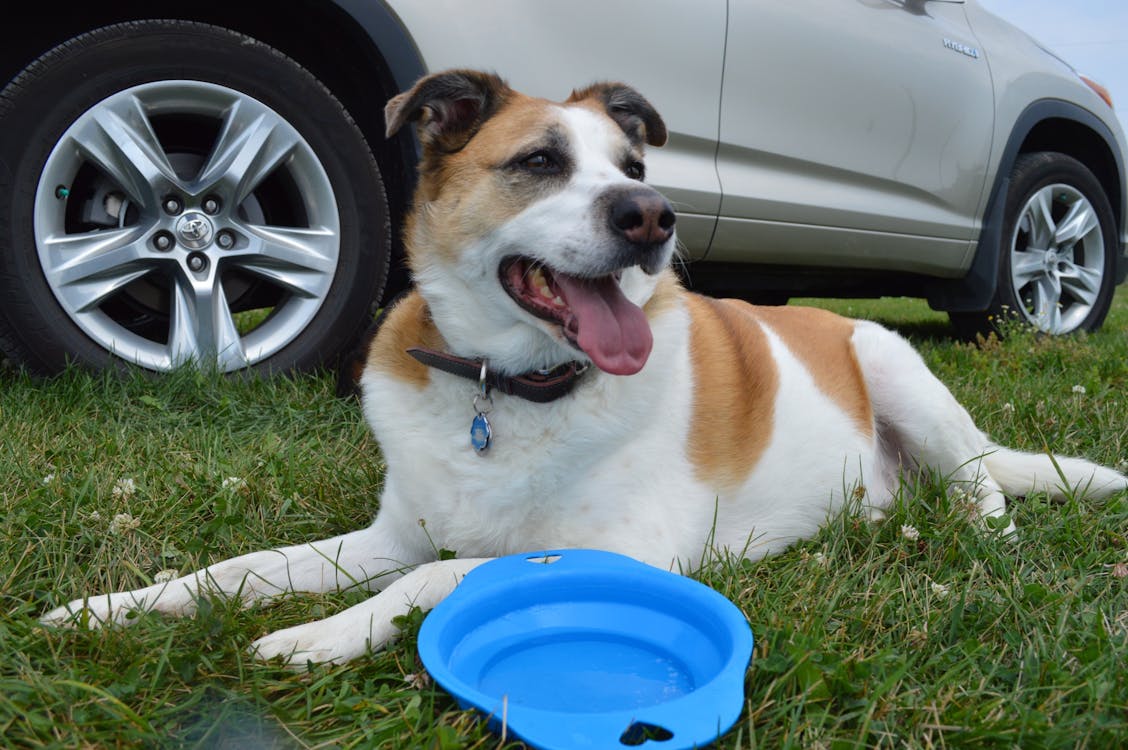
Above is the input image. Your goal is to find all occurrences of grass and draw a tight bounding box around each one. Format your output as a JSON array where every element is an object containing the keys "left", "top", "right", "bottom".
[{"left": 2, "top": 289, "right": 1127, "bottom": 748}]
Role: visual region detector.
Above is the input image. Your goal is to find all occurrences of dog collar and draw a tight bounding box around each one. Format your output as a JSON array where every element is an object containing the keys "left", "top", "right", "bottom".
[{"left": 406, "top": 347, "right": 589, "bottom": 404}]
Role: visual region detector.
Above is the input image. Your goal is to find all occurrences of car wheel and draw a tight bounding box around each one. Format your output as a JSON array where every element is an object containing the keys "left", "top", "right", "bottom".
[
  {"left": 0, "top": 20, "right": 389, "bottom": 374},
  {"left": 951, "top": 152, "right": 1117, "bottom": 338}
]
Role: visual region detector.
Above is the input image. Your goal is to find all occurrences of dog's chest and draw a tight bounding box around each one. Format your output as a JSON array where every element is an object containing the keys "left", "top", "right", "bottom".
[{"left": 360, "top": 345, "right": 702, "bottom": 557}]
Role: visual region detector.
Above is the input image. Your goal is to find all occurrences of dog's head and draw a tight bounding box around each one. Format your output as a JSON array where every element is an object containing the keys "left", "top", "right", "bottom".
[{"left": 385, "top": 70, "right": 677, "bottom": 376}]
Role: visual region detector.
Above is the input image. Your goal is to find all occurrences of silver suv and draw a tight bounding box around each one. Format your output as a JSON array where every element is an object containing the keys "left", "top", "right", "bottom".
[{"left": 1, "top": 0, "right": 1124, "bottom": 374}]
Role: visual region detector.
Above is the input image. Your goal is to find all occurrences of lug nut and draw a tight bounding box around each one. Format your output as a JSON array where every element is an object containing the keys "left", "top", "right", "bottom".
[
  {"left": 187, "top": 253, "right": 208, "bottom": 272},
  {"left": 152, "top": 231, "right": 174, "bottom": 251},
  {"left": 163, "top": 196, "right": 183, "bottom": 215},
  {"left": 202, "top": 196, "right": 221, "bottom": 215},
  {"left": 216, "top": 230, "right": 235, "bottom": 250}
]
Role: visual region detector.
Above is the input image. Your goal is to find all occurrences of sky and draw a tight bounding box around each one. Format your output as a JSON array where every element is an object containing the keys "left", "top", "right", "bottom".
[{"left": 979, "top": 0, "right": 1128, "bottom": 137}]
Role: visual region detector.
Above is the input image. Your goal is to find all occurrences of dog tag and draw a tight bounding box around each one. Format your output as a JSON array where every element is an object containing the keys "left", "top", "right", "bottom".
[{"left": 470, "top": 412, "right": 492, "bottom": 454}]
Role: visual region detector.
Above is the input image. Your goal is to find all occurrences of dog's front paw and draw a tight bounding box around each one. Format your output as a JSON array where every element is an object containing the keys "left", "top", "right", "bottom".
[{"left": 250, "top": 620, "right": 370, "bottom": 668}]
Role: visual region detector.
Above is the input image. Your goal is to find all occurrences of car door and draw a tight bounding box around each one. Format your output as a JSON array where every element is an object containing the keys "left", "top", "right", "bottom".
[
  {"left": 711, "top": 0, "right": 994, "bottom": 276},
  {"left": 385, "top": 0, "right": 728, "bottom": 259}
]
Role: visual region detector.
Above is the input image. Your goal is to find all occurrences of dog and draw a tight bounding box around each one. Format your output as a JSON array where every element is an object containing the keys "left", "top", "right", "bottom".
[{"left": 42, "top": 70, "right": 1127, "bottom": 666}]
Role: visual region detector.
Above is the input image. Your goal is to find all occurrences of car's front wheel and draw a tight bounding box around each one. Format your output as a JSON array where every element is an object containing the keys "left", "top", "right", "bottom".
[
  {"left": 0, "top": 20, "right": 389, "bottom": 374},
  {"left": 952, "top": 151, "right": 1117, "bottom": 338}
]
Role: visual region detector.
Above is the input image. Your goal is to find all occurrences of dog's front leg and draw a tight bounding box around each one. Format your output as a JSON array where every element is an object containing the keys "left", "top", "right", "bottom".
[
  {"left": 250, "top": 557, "right": 490, "bottom": 667},
  {"left": 40, "top": 517, "right": 422, "bottom": 628}
]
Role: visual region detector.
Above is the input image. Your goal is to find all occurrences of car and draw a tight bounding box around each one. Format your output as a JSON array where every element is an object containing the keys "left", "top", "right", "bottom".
[{"left": 2, "top": 0, "right": 1124, "bottom": 375}]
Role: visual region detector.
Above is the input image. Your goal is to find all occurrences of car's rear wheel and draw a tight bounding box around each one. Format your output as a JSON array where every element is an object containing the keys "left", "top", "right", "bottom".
[
  {"left": 952, "top": 151, "right": 1117, "bottom": 338},
  {"left": 0, "top": 20, "right": 389, "bottom": 374}
]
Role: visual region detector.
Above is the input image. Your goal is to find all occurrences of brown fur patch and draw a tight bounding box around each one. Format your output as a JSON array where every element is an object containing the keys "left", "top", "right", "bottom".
[
  {"left": 684, "top": 295, "right": 779, "bottom": 489},
  {"left": 406, "top": 94, "right": 576, "bottom": 269},
  {"left": 750, "top": 306, "right": 873, "bottom": 436},
  {"left": 364, "top": 291, "right": 447, "bottom": 389}
]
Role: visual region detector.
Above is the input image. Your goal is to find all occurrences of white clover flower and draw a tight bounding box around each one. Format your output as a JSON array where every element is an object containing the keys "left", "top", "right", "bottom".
[
  {"left": 154, "top": 569, "right": 178, "bottom": 584},
  {"left": 1071, "top": 384, "right": 1086, "bottom": 395},
  {"left": 404, "top": 671, "right": 432, "bottom": 689},
  {"left": 799, "top": 549, "right": 830, "bottom": 568},
  {"left": 112, "top": 477, "right": 136, "bottom": 499},
  {"left": 1107, "top": 562, "right": 1128, "bottom": 579},
  {"left": 900, "top": 524, "right": 920, "bottom": 541},
  {"left": 109, "top": 512, "right": 140, "bottom": 535},
  {"left": 221, "top": 476, "right": 246, "bottom": 491},
  {"left": 89, "top": 510, "right": 102, "bottom": 522},
  {"left": 930, "top": 581, "right": 950, "bottom": 599},
  {"left": 42, "top": 473, "right": 56, "bottom": 485},
  {"left": 949, "top": 486, "right": 973, "bottom": 502}
]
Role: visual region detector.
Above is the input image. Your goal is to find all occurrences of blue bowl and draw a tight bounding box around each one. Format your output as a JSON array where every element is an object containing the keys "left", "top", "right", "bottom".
[{"left": 418, "top": 549, "right": 753, "bottom": 750}]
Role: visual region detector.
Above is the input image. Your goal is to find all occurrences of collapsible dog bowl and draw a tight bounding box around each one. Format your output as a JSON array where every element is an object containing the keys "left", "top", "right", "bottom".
[{"left": 418, "top": 549, "right": 753, "bottom": 750}]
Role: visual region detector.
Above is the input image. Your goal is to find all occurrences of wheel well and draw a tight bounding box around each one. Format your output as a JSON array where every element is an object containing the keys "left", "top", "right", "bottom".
[
  {"left": 1017, "top": 117, "right": 1124, "bottom": 230},
  {"left": 4, "top": 0, "right": 418, "bottom": 300}
]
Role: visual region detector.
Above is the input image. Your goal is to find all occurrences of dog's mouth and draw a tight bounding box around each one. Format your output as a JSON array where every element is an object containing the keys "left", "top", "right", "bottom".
[{"left": 499, "top": 256, "right": 653, "bottom": 375}]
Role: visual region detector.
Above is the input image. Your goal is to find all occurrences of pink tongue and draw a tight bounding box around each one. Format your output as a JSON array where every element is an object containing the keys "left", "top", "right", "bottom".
[{"left": 552, "top": 273, "right": 653, "bottom": 375}]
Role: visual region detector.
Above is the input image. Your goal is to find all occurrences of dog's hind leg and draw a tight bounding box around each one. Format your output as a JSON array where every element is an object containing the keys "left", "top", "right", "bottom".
[
  {"left": 852, "top": 321, "right": 1017, "bottom": 532},
  {"left": 40, "top": 515, "right": 425, "bottom": 629},
  {"left": 853, "top": 321, "right": 1126, "bottom": 533}
]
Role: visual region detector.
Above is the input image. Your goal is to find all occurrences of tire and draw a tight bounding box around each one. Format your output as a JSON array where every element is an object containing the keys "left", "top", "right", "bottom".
[
  {"left": 951, "top": 152, "right": 1117, "bottom": 338},
  {"left": 0, "top": 20, "right": 390, "bottom": 375}
]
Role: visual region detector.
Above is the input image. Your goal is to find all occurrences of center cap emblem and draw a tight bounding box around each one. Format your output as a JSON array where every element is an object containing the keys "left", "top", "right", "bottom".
[{"left": 175, "top": 212, "right": 214, "bottom": 250}]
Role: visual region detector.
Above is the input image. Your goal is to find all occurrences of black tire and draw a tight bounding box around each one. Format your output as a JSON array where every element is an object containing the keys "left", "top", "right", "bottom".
[
  {"left": 0, "top": 20, "right": 390, "bottom": 375},
  {"left": 951, "top": 151, "right": 1117, "bottom": 338}
]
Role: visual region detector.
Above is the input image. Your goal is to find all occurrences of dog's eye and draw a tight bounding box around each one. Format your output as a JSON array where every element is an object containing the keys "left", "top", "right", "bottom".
[
  {"left": 624, "top": 161, "right": 645, "bottom": 181},
  {"left": 518, "top": 151, "right": 561, "bottom": 174}
]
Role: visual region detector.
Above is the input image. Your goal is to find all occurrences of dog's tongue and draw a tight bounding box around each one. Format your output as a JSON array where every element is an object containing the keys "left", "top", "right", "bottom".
[{"left": 553, "top": 273, "right": 652, "bottom": 375}]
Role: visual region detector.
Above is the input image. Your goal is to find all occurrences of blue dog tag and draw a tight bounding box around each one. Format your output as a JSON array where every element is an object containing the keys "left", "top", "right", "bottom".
[{"left": 470, "top": 412, "right": 491, "bottom": 453}]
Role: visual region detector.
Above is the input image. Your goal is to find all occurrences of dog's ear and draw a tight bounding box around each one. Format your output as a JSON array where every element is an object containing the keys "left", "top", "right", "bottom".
[
  {"left": 567, "top": 83, "right": 668, "bottom": 148},
  {"left": 385, "top": 70, "right": 511, "bottom": 152}
]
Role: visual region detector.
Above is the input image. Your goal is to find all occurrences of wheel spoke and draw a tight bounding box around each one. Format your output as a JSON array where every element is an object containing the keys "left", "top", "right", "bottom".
[
  {"left": 40, "top": 228, "right": 155, "bottom": 311},
  {"left": 1030, "top": 275, "right": 1063, "bottom": 332},
  {"left": 232, "top": 224, "right": 338, "bottom": 298},
  {"left": 67, "top": 94, "right": 180, "bottom": 208},
  {"left": 1053, "top": 199, "right": 1100, "bottom": 247},
  {"left": 1025, "top": 188, "right": 1057, "bottom": 248},
  {"left": 168, "top": 273, "right": 248, "bottom": 369},
  {"left": 196, "top": 101, "right": 301, "bottom": 205},
  {"left": 1059, "top": 264, "right": 1102, "bottom": 307},
  {"left": 1010, "top": 250, "right": 1048, "bottom": 290}
]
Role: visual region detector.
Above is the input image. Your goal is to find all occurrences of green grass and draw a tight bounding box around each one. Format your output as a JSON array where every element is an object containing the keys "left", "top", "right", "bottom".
[{"left": 2, "top": 289, "right": 1127, "bottom": 748}]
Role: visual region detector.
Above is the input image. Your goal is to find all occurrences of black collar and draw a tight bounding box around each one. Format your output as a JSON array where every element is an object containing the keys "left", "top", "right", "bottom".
[{"left": 406, "top": 347, "right": 588, "bottom": 403}]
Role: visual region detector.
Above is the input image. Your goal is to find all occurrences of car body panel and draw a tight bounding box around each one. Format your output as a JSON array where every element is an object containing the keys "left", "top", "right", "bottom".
[{"left": 710, "top": 0, "right": 993, "bottom": 275}]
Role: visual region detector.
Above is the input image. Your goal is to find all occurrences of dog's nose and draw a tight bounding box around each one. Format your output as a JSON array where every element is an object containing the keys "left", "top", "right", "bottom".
[{"left": 608, "top": 188, "right": 676, "bottom": 246}]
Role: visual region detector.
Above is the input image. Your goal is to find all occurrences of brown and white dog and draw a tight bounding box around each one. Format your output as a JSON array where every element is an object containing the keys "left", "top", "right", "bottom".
[{"left": 43, "top": 70, "right": 1127, "bottom": 665}]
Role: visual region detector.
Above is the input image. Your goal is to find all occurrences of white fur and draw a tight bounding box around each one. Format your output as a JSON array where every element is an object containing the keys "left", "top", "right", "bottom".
[{"left": 41, "top": 90, "right": 1127, "bottom": 668}]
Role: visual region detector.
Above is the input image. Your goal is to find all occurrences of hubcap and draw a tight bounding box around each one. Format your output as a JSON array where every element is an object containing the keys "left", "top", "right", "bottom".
[
  {"left": 175, "top": 212, "right": 215, "bottom": 249},
  {"left": 34, "top": 80, "right": 340, "bottom": 372},
  {"left": 1008, "top": 183, "right": 1104, "bottom": 334}
]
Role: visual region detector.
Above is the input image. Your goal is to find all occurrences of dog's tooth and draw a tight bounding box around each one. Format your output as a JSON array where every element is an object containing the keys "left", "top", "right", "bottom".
[
  {"left": 552, "top": 296, "right": 565, "bottom": 306},
  {"left": 540, "top": 285, "right": 555, "bottom": 299}
]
